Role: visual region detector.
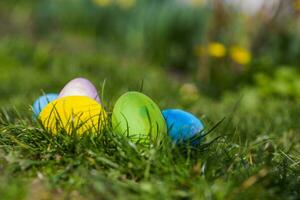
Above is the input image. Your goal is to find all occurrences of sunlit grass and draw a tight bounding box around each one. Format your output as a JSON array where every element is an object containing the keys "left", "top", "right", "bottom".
[{"left": 0, "top": 95, "right": 300, "bottom": 199}]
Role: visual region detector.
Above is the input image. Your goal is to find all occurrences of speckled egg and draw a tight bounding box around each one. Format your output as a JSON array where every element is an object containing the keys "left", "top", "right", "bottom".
[
  {"left": 112, "top": 91, "right": 167, "bottom": 143},
  {"left": 162, "top": 109, "right": 204, "bottom": 143}
]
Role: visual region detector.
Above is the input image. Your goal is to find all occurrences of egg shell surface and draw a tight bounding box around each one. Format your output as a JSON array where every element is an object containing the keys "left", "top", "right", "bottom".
[
  {"left": 162, "top": 109, "right": 204, "bottom": 143},
  {"left": 33, "top": 93, "right": 58, "bottom": 117},
  {"left": 58, "top": 78, "right": 101, "bottom": 103},
  {"left": 39, "top": 96, "right": 107, "bottom": 135},
  {"left": 112, "top": 91, "right": 167, "bottom": 142}
]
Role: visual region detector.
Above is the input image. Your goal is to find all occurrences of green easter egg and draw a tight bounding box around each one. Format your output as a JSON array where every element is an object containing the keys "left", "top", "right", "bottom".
[{"left": 112, "top": 91, "right": 167, "bottom": 143}]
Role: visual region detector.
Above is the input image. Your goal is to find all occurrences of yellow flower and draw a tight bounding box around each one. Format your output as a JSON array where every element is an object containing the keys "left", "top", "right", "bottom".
[
  {"left": 116, "top": 0, "right": 136, "bottom": 9},
  {"left": 230, "top": 46, "right": 251, "bottom": 65},
  {"left": 294, "top": 0, "right": 300, "bottom": 11},
  {"left": 93, "top": 0, "right": 112, "bottom": 7},
  {"left": 190, "top": 0, "right": 207, "bottom": 7},
  {"left": 208, "top": 42, "right": 226, "bottom": 58}
]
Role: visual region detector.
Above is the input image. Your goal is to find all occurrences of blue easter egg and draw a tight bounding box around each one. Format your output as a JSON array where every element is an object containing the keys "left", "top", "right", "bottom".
[
  {"left": 162, "top": 109, "right": 204, "bottom": 143},
  {"left": 33, "top": 93, "right": 58, "bottom": 118}
]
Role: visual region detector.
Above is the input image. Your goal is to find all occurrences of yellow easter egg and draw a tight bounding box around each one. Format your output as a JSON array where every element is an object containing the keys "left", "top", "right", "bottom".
[{"left": 39, "top": 96, "right": 107, "bottom": 135}]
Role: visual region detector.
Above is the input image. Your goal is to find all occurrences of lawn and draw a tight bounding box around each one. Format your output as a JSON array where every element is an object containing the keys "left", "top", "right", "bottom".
[{"left": 0, "top": 1, "right": 300, "bottom": 200}]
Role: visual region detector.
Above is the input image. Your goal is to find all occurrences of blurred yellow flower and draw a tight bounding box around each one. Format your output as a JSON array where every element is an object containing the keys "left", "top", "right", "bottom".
[
  {"left": 117, "top": 0, "right": 136, "bottom": 9},
  {"left": 190, "top": 0, "right": 207, "bottom": 7},
  {"left": 208, "top": 42, "right": 226, "bottom": 58},
  {"left": 93, "top": 0, "right": 112, "bottom": 7},
  {"left": 294, "top": 0, "right": 300, "bottom": 11},
  {"left": 230, "top": 46, "right": 251, "bottom": 65}
]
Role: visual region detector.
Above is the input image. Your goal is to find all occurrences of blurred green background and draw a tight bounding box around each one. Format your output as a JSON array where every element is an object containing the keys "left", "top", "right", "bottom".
[
  {"left": 1, "top": 0, "right": 300, "bottom": 110},
  {"left": 1, "top": 1, "right": 300, "bottom": 199}
]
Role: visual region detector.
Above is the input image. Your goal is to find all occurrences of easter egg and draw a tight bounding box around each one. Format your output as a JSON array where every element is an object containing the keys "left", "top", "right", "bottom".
[
  {"left": 162, "top": 109, "right": 204, "bottom": 143},
  {"left": 58, "top": 78, "right": 101, "bottom": 103},
  {"left": 33, "top": 93, "right": 58, "bottom": 118},
  {"left": 39, "top": 96, "right": 107, "bottom": 135},
  {"left": 112, "top": 91, "right": 167, "bottom": 142}
]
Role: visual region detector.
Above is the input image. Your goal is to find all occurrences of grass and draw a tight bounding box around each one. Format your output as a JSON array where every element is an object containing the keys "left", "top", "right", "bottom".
[
  {"left": 1, "top": 49, "right": 300, "bottom": 199},
  {"left": 0, "top": 87, "right": 300, "bottom": 199},
  {"left": 0, "top": 3, "right": 300, "bottom": 199}
]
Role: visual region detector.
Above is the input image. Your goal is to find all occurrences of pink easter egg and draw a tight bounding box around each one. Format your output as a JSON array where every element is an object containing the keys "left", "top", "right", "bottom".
[{"left": 58, "top": 78, "right": 101, "bottom": 103}]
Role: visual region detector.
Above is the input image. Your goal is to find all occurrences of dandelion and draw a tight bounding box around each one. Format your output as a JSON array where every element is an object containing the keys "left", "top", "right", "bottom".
[
  {"left": 208, "top": 42, "right": 226, "bottom": 58},
  {"left": 116, "top": 0, "right": 136, "bottom": 9},
  {"left": 294, "top": 0, "right": 300, "bottom": 11},
  {"left": 190, "top": 0, "right": 207, "bottom": 7},
  {"left": 230, "top": 46, "right": 251, "bottom": 65},
  {"left": 93, "top": 0, "right": 112, "bottom": 7}
]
